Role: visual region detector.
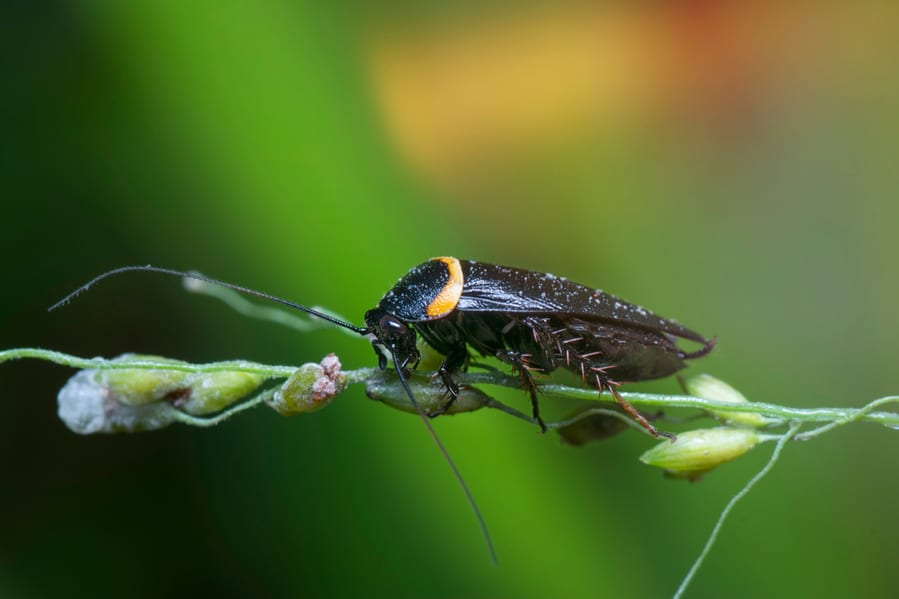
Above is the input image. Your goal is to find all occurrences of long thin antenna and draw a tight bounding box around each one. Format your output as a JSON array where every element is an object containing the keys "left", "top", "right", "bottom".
[
  {"left": 48, "top": 265, "right": 369, "bottom": 334},
  {"left": 390, "top": 349, "right": 497, "bottom": 565}
]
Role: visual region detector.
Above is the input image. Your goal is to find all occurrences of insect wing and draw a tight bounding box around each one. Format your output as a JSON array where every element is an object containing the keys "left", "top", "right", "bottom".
[{"left": 458, "top": 261, "right": 706, "bottom": 343}]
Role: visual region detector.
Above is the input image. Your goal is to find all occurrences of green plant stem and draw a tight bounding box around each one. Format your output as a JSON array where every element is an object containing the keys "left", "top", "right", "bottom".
[
  {"left": 793, "top": 395, "right": 899, "bottom": 441},
  {"left": 544, "top": 407, "right": 653, "bottom": 434},
  {"left": 672, "top": 422, "right": 802, "bottom": 599},
  {"left": 171, "top": 388, "right": 276, "bottom": 427},
  {"left": 448, "top": 371, "right": 899, "bottom": 430},
  {"left": 4, "top": 348, "right": 898, "bottom": 431},
  {"left": 0, "top": 348, "right": 296, "bottom": 378}
]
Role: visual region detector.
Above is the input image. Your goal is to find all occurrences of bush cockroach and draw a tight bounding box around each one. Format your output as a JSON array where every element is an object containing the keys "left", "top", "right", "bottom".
[
  {"left": 363, "top": 257, "right": 714, "bottom": 438},
  {"left": 52, "top": 257, "right": 715, "bottom": 561}
]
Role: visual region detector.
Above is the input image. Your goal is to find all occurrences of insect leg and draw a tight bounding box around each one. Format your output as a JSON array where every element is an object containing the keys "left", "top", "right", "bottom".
[
  {"left": 590, "top": 367, "right": 675, "bottom": 441},
  {"left": 496, "top": 350, "right": 548, "bottom": 433},
  {"left": 371, "top": 340, "right": 388, "bottom": 370},
  {"left": 428, "top": 348, "right": 468, "bottom": 417}
]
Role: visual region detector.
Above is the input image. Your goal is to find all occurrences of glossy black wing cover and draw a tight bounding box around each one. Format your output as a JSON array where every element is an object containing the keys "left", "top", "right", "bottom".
[{"left": 457, "top": 260, "right": 706, "bottom": 343}]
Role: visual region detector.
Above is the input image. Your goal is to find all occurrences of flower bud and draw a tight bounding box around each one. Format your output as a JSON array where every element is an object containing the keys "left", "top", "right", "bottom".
[
  {"left": 267, "top": 354, "right": 347, "bottom": 415},
  {"left": 639, "top": 427, "right": 761, "bottom": 481},
  {"left": 682, "top": 374, "right": 773, "bottom": 427},
  {"left": 365, "top": 371, "right": 489, "bottom": 415}
]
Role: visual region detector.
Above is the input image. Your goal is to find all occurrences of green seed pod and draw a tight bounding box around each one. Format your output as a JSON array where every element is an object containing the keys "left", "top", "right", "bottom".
[
  {"left": 268, "top": 354, "right": 347, "bottom": 415},
  {"left": 179, "top": 371, "right": 265, "bottom": 415},
  {"left": 640, "top": 427, "right": 761, "bottom": 481},
  {"left": 682, "top": 374, "right": 773, "bottom": 427},
  {"left": 58, "top": 369, "right": 180, "bottom": 434},
  {"left": 365, "top": 371, "right": 490, "bottom": 415},
  {"left": 58, "top": 354, "right": 266, "bottom": 433},
  {"left": 98, "top": 354, "right": 188, "bottom": 406},
  {"left": 97, "top": 354, "right": 264, "bottom": 415}
]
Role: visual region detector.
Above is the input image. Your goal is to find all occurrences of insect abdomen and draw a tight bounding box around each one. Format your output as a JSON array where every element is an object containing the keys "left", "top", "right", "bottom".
[{"left": 418, "top": 312, "right": 692, "bottom": 383}]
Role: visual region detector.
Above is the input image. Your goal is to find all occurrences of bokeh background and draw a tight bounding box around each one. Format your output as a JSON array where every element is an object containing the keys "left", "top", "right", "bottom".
[{"left": 3, "top": 2, "right": 899, "bottom": 597}]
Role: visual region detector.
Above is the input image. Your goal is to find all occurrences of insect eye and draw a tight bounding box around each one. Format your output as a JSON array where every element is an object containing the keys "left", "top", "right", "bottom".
[{"left": 379, "top": 314, "right": 406, "bottom": 335}]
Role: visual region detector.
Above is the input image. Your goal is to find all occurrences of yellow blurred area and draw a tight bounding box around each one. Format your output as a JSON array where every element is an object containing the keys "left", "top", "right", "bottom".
[
  {"left": 365, "top": 3, "right": 894, "bottom": 187},
  {"left": 367, "top": 5, "right": 657, "bottom": 179}
]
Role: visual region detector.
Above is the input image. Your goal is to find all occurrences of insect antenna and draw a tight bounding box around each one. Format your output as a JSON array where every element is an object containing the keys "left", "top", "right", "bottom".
[
  {"left": 388, "top": 348, "right": 497, "bottom": 565},
  {"left": 48, "top": 265, "right": 369, "bottom": 334}
]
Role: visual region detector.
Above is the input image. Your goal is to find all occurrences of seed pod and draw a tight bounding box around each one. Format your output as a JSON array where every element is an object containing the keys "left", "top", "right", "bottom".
[
  {"left": 639, "top": 427, "right": 761, "bottom": 481},
  {"left": 268, "top": 354, "right": 347, "bottom": 415},
  {"left": 99, "top": 355, "right": 188, "bottom": 406},
  {"left": 365, "top": 371, "right": 490, "bottom": 415},
  {"left": 100, "top": 354, "right": 264, "bottom": 415},
  {"left": 682, "top": 374, "right": 773, "bottom": 427},
  {"left": 58, "top": 354, "right": 265, "bottom": 433},
  {"left": 179, "top": 370, "right": 265, "bottom": 415},
  {"left": 58, "top": 369, "right": 180, "bottom": 434}
]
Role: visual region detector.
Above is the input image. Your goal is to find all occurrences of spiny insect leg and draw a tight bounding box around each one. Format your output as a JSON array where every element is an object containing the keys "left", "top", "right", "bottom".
[
  {"left": 594, "top": 373, "right": 675, "bottom": 441},
  {"left": 496, "top": 350, "right": 548, "bottom": 433},
  {"left": 523, "top": 316, "right": 557, "bottom": 352}
]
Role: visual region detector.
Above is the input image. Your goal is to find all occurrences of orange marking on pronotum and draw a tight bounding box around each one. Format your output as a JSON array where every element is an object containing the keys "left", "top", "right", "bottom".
[{"left": 425, "top": 256, "right": 464, "bottom": 318}]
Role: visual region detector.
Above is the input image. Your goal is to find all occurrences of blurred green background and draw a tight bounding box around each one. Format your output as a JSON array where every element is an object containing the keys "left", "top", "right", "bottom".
[{"left": 3, "top": 2, "right": 898, "bottom": 598}]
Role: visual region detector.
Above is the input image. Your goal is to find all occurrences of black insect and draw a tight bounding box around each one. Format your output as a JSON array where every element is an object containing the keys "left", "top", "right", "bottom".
[
  {"left": 52, "top": 257, "right": 714, "bottom": 561},
  {"left": 53, "top": 257, "right": 714, "bottom": 437},
  {"left": 363, "top": 257, "right": 714, "bottom": 438}
]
